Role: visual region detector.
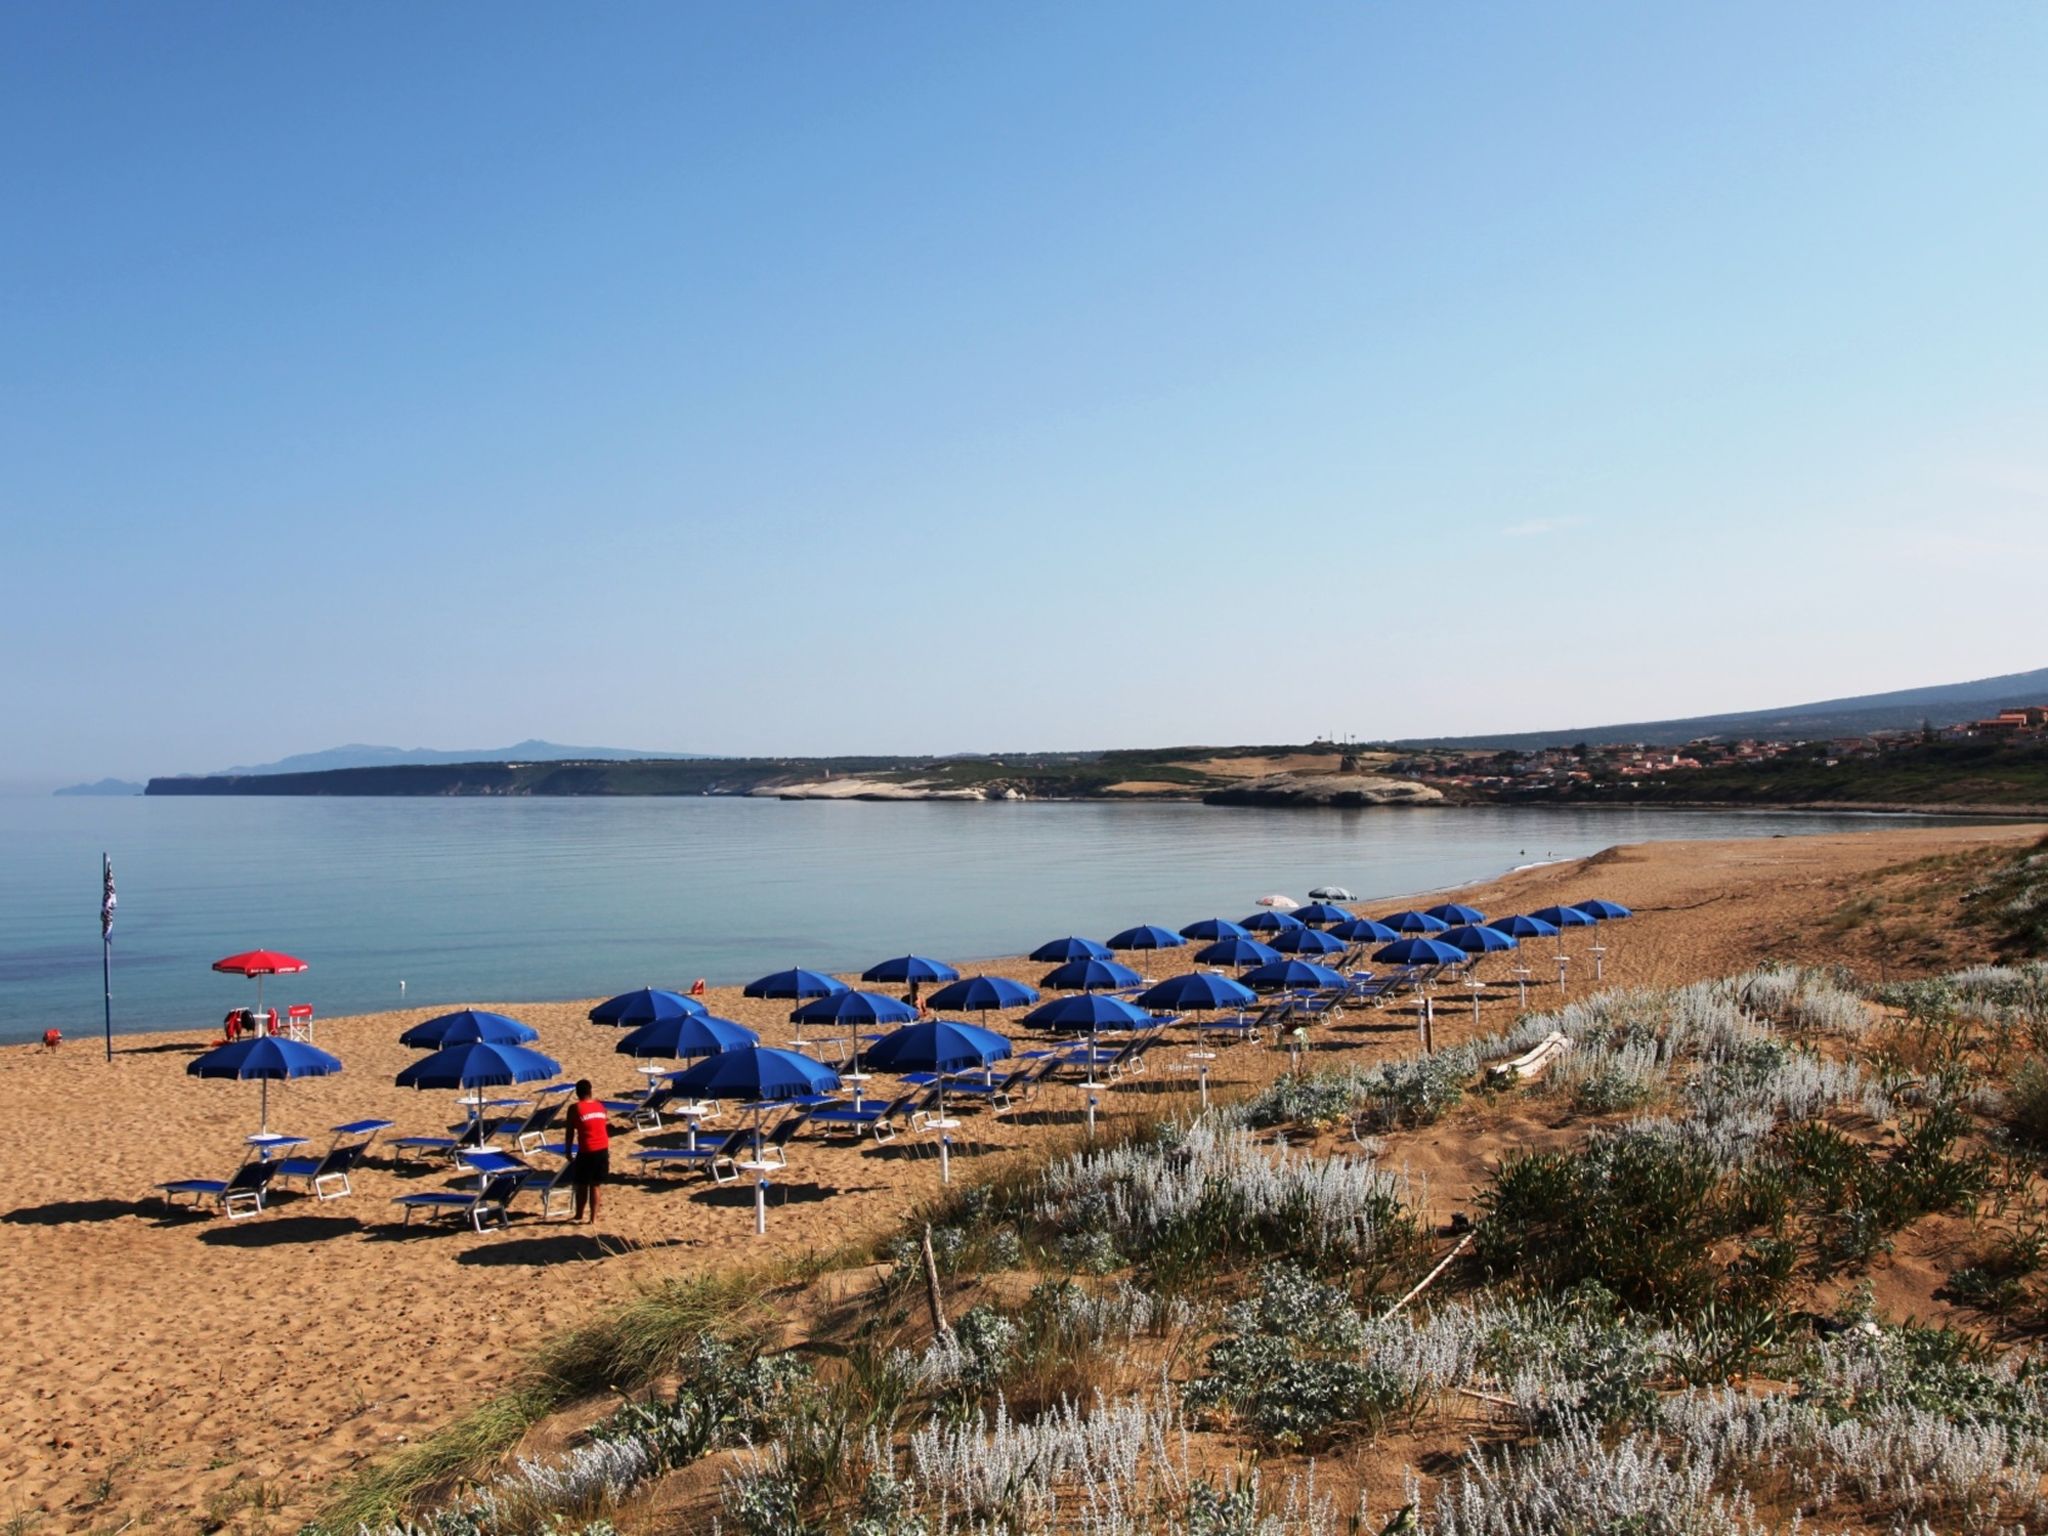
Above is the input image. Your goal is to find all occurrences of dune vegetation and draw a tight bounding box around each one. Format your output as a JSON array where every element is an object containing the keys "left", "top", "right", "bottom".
[{"left": 308, "top": 957, "right": 2048, "bottom": 1536}]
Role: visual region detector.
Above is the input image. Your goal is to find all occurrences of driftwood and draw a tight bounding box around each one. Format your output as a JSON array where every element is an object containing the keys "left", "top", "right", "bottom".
[
  {"left": 1386, "top": 1231, "right": 1474, "bottom": 1317},
  {"left": 920, "top": 1224, "right": 953, "bottom": 1344},
  {"left": 1488, "top": 1029, "right": 1573, "bottom": 1082}
]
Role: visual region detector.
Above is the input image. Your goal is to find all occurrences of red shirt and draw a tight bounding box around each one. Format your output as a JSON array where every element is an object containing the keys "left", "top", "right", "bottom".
[{"left": 570, "top": 1098, "right": 610, "bottom": 1153}]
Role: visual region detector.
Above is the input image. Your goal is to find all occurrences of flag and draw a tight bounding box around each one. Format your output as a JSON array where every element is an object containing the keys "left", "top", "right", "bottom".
[{"left": 101, "top": 856, "right": 117, "bottom": 941}]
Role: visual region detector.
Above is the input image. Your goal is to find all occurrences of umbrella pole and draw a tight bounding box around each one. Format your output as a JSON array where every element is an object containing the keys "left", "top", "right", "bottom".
[{"left": 260, "top": 1076, "right": 269, "bottom": 1135}]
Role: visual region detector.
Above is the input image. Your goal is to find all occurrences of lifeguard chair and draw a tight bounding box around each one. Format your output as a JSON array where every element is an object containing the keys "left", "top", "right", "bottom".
[{"left": 285, "top": 1004, "right": 315, "bottom": 1041}]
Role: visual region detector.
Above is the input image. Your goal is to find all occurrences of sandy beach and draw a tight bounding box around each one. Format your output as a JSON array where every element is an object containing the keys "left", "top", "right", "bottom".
[{"left": 4, "top": 820, "right": 2040, "bottom": 1530}]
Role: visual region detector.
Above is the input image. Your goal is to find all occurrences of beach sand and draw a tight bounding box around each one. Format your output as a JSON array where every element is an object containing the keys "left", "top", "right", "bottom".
[{"left": 3, "top": 820, "right": 2038, "bottom": 1529}]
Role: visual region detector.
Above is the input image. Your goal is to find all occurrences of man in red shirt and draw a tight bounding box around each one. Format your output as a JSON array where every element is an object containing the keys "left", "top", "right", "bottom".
[{"left": 564, "top": 1079, "right": 611, "bottom": 1225}]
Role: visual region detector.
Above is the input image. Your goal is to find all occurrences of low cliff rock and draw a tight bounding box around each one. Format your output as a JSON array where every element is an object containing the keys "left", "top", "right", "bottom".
[{"left": 1201, "top": 773, "right": 1442, "bottom": 808}]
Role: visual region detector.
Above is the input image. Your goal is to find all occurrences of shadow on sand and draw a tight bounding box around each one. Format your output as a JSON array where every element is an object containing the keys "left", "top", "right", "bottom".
[{"left": 2, "top": 1197, "right": 161, "bottom": 1226}]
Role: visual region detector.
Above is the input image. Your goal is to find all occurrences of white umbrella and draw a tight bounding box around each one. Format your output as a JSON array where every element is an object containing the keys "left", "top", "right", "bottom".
[
  {"left": 1308, "top": 886, "right": 1354, "bottom": 901},
  {"left": 1255, "top": 893, "right": 1301, "bottom": 911}
]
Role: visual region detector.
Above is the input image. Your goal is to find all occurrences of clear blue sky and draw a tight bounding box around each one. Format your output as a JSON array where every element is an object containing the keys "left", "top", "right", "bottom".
[{"left": 4, "top": 3, "right": 2045, "bottom": 787}]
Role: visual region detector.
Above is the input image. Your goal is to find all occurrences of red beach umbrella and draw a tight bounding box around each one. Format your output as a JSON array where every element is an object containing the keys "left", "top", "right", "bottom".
[{"left": 212, "top": 949, "right": 308, "bottom": 1022}]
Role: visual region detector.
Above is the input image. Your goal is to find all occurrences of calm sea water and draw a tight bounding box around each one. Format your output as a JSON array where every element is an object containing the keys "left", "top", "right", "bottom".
[{"left": 0, "top": 795, "right": 1964, "bottom": 1043}]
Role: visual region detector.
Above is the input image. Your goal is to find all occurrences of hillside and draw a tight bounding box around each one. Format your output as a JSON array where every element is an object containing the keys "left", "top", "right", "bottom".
[
  {"left": 1395, "top": 663, "right": 2048, "bottom": 750},
  {"left": 205, "top": 738, "right": 715, "bottom": 776}
]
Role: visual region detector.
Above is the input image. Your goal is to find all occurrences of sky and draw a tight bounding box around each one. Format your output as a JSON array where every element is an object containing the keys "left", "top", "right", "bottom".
[{"left": 3, "top": 4, "right": 2046, "bottom": 788}]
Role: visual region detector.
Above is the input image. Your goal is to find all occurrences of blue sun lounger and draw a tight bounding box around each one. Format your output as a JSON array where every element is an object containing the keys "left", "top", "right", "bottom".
[
  {"left": 390, "top": 1170, "right": 524, "bottom": 1232},
  {"left": 629, "top": 1125, "right": 752, "bottom": 1182},
  {"left": 271, "top": 1142, "right": 368, "bottom": 1201},
  {"left": 158, "top": 1160, "right": 276, "bottom": 1220}
]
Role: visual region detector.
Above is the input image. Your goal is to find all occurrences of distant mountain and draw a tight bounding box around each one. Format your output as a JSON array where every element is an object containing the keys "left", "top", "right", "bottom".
[
  {"left": 53, "top": 778, "right": 146, "bottom": 797},
  {"left": 203, "top": 740, "right": 718, "bottom": 776},
  {"left": 1394, "top": 665, "right": 2048, "bottom": 751}
]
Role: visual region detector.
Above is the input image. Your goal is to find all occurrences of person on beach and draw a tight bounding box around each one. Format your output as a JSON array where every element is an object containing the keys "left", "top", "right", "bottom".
[{"left": 564, "top": 1079, "right": 611, "bottom": 1225}]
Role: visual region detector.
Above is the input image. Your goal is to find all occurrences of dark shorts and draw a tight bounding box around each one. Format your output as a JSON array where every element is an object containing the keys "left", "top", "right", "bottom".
[{"left": 573, "top": 1148, "right": 610, "bottom": 1188}]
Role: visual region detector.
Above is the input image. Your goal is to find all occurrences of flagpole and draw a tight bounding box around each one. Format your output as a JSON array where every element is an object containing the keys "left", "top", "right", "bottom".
[{"left": 101, "top": 852, "right": 114, "bottom": 1062}]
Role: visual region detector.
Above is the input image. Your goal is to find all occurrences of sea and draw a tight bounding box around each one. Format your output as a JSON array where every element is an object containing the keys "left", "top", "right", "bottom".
[{"left": 0, "top": 794, "right": 1973, "bottom": 1043}]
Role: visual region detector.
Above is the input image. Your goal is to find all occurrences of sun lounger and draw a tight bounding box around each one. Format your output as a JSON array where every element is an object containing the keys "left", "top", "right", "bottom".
[
  {"left": 951, "top": 1061, "right": 1050, "bottom": 1112},
  {"left": 630, "top": 1126, "right": 752, "bottom": 1181},
  {"left": 157, "top": 1160, "right": 276, "bottom": 1220},
  {"left": 271, "top": 1142, "right": 368, "bottom": 1201},
  {"left": 808, "top": 1090, "right": 919, "bottom": 1142},
  {"left": 728, "top": 1112, "right": 811, "bottom": 1181},
  {"left": 492, "top": 1100, "right": 562, "bottom": 1155},
  {"left": 391, "top": 1171, "right": 524, "bottom": 1232},
  {"left": 515, "top": 1158, "right": 574, "bottom": 1217}
]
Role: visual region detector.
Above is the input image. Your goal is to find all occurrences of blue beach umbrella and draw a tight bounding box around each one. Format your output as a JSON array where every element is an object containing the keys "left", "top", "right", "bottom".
[
  {"left": 1487, "top": 914, "right": 1561, "bottom": 939},
  {"left": 1041, "top": 957, "right": 1142, "bottom": 992},
  {"left": 744, "top": 968, "right": 850, "bottom": 1001},
  {"left": 189, "top": 1037, "right": 343, "bottom": 1134},
  {"left": 1292, "top": 902, "right": 1354, "bottom": 927},
  {"left": 1425, "top": 903, "right": 1488, "bottom": 926},
  {"left": 1330, "top": 917, "right": 1399, "bottom": 944},
  {"left": 1137, "top": 972, "right": 1257, "bottom": 1012},
  {"left": 790, "top": 989, "right": 918, "bottom": 1077},
  {"left": 1029, "top": 936, "right": 1113, "bottom": 963},
  {"left": 1372, "top": 937, "right": 1465, "bottom": 967},
  {"left": 667, "top": 1044, "right": 841, "bottom": 1103},
  {"left": 927, "top": 975, "right": 1040, "bottom": 1014},
  {"left": 1193, "top": 936, "right": 1280, "bottom": 969},
  {"left": 1240, "top": 910, "right": 1306, "bottom": 934},
  {"left": 615, "top": 1013, "right": 759, "bottom": 1060},
  {"left": 1023, "top": 994, "right": 1156, "bottom": 1033},
  {"left": 1269, "top": 926, "right": 1347, "bottom": 957},
  {"left": 400, "top": 1009, "right": 538, "bottom": 1049},
  {"left": 396, "top": 1041, "right": 562, "bottom": 1092},
  {"left": 1106, "top": 924, "right": 1186, "bottom": 952},
  {"left": 587, "top": 988, "right": 707, "bottom": 1027},
  {"left": 1572, "top": 899, "right": 1634, "bottom": 921},
  {"left": 1440, "top": 924, "right": 1519, "bottom": 956},
  {"left": 1529, "top": 905, "right": 1598, "bottom": 932},
  {"left": 396, "top": 1040, "right": 562, "bottom": 1139},
  {"left": 1178, "top": 917, "right": 1251, "bottom": 942},
  {"left": 1241, "top": 959, "right": 1348, "bottom": 993},
  {"left": 864, "top": 1021, "right": 1011, "bottom": 1124},
  {"left": 861, "top": 955, "right": 962, "bottom": 986},
  {"left": 1380, "top": 910, "right": 1450, "bottom": 935}
]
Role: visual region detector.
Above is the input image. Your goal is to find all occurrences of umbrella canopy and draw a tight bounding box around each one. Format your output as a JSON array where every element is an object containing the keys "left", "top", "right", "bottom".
[
  {"left": 1572, "top": 899, "right": 1634, "bottom": 921},
  {"left": 588, "top": 988, "right": 707, "bottom": 1027},
  {"left": 615, "top": 1013, "right": 759, "bottom": 1060},
  {"left": 212, "top": 949, "right": 308, "bottom": 978},
  {"left": 1330, "top": 916, "right": 1399, "bottom": 944},
  {"left": 666, "top": 1045, "right": 841, "bottom": 1103},
  {"left": 1269, "top": 926, "right": 1347, "bottom": 956},
  {"left": 1023, "top": 994, "right": 1156, "bottom": 1033},
  {"left": 189, "top": 1037, "right": 340, "bottom": 1082},
  {"left": 1308, "top": 886, "right": 1354, "bottom": 900},
  {"left": 1041, "top": 957, "right": 1142, "bottom": 992},
  {"left": 1440, "top": 924, "right": 1519, "bottom": 955},
  {"left": 1106, "top": 924, "right": 1186, "bottom": 952},
  {"left": 861, "top": 954, "right": 962, "bottom": 985},
  {"left": 395, "top": 1041, "right": 563, "bottom": 1092},
  {"left": 189, "top": 1036, "right": 343, "bottom": 1134},
  {"left": 1529, "top": 905, "right": 1598, "bottom": 930},
  {"left": 789, "top": 990, "right": 919, "bottom": 1028},
  {"left": 1488, "top": 913, "right": 1561, "bottom": 938},
  {"left": 1373, "top": 937, "right": 1465, "bottom": 967},
  {"left": 1028, "top": 936, "right": 1114, "bottom": 963},
  {"left": 399, "top": 1009, "right": 538, "bottom": 1049},
  {"left": 1193, "top": 935, "right": 1281, "bottom": 968},
  {"left": 1178, "top": 917, "right": 1250, "bottom": 942},
  {"left": 1136, "top": 972, "right": 1257, "bottom": 1012},
  {"left": 1254, "top": 893, "right": 1301, "bottom": 911},
  {"left": 927, "top": 975, "right": 1040, "bottom": 1013},
  {"left": 743, "top": 968, "right": 849, "bottom": 1000},
  {"left": 1240, "top": 909, "right": 1306, "bottom": 934},
  {"left": 1380, "top": 910, "right": 1450, "bottom": 935},
  {"left": 1241, "top": 959, "right": 1348, "bottom": 992},
  {"left": 1291, "top": 902, "right": 1354, "bottom": 927},
  {"left": 1425, "top": 903, "right": 1488, "bottom": 925},
  {"left": 863, "top": 1020, "right": 1012, "bottom": 1075}
]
